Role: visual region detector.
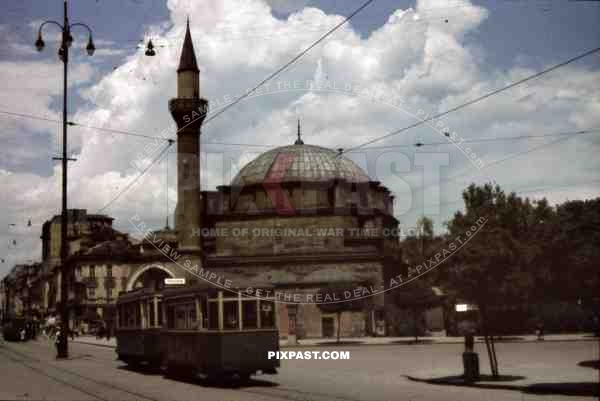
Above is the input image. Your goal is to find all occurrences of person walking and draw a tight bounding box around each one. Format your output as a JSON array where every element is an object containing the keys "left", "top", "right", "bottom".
[
  {"left": 536, "top": 321, "right": 545, "bottom": 341},
  {"left": 54, "top": 328, "right": 62, "bottom": 356}
]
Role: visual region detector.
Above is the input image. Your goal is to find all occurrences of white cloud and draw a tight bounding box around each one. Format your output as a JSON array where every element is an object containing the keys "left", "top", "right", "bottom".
[{"left": 0, "top": 0, "right": 599, "bottom": 273}]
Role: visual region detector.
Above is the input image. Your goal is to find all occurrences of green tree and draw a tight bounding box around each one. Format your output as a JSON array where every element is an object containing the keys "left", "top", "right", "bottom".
[
  {"left": 397, "top": 216, "right": 443, "bottom": 342},
  {"left": 392, "top": 279, "right": 440, "bottom": 342},
  {"left": 444, "top": 183, "right": 550, "bottom": 377}
]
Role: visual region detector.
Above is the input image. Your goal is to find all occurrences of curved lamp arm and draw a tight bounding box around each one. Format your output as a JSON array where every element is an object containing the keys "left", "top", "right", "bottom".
[
  {"left": 69, "top": 22, "right": 95, "bottom": 56},
  {"left": 38, "top": 20, "right": 64, "bottom": 33}
]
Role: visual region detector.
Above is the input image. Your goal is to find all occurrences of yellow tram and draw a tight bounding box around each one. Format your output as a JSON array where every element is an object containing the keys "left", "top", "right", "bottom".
[{"left": 115, "top": 283, "right": 280, "bottom": 381}]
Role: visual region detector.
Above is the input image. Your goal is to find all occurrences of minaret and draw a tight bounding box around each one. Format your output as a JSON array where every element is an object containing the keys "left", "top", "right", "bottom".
[{"left": 169, "top": 18, "right": 208, "bottom": 253}]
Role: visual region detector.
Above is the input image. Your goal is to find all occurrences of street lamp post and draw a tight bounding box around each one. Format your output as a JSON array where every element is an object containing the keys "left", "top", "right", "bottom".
[{"left": 35, "top": 0, "right": 95, "bottom": 359}]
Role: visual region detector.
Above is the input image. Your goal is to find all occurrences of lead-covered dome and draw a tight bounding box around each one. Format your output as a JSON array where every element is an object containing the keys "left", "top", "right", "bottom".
[{"left": 231, "top": 144, "right": 369, "bottom": 186}]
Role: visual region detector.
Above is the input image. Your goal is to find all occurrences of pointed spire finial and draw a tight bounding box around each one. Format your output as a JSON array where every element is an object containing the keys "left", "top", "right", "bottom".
[
  {"left": 177, "top": 17, "right": 199, "bottom": 73},
  {"left": 294, "top": 119, "right": 304, "bottom": 145}
]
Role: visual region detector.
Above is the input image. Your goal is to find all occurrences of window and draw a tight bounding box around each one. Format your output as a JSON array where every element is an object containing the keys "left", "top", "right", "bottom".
[
  {"left": 89, "top": 265, "right": 95, "bottom": 278},
  {"left": 106, "top": 265, "right": 112, "bottom": 277},
  {"left": 135, "top": 303, "right": 141, "bottom": 327},
  {"left": 242, "top": 300, "right": 258, "bottom": 329},
  {"left": 157, "top": 300, "right": 163, "bottom": 326},
  {"left": 175, "top": 308, "right": 186, "bottom": 329},
  {"left": 148, "top": 300, "right": 155, "bottom": 327},
  {"left": 127, "top": 304, "right": 135, "bottom": 327},
  {"left": 167, "top": 306, "right": 174, "bottom": 328},
  {"left": 208, "top": 301, "right": 219, "bottom": 329},
  {"left": 87, "top": 287, "right": 95, "bottom": 298},
  {"left": 223, "top": 300, "right": 239, "bottom": 330},
  {"left": 260, "top": 301, "right": 275, "bottom": 328},
  {"left": 166, "top": 302, "right": 197, "bottom": 330}
]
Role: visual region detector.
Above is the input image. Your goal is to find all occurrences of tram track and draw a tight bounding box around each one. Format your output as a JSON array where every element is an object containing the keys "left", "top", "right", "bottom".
[
  {"left": 2, "top": 341, "right": 361, "bottom": 401},
  {"left": 0, "top": 344, "right": 162, "bottom": 401}
]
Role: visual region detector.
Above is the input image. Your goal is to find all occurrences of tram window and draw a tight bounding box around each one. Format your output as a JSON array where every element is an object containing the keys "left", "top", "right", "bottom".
[
  {"left": 175, "top": 308, "right": 186, "bottom": 329},
  {"left": 148, "top": 301, "right": 155, "bottom": 327},
  {"left": 157, "top": 300, "right": 163, "bottom": 326},
  {"left": 223, "top": 301, "right": 239, "bottom": 330},
  {"left": 188, "top": 308, "right": 197, "bottom": 329},
  {"left": 242, "top": 300, "right": 258, "bottom": 329},
  {"left": 260, "top": 301, "right": 275, "bottom": 328},
  {"left": 208, "top": 302, "right": 219, "bottom": 329},
  {"left": 128, "top": 304, "right": 135, "bottom": 327},
  {"left": 135, "top": 303, "right": 141, "bottom": 327},
  {"left": 167, "top": 306, "right": 175, "bottom": 329}
]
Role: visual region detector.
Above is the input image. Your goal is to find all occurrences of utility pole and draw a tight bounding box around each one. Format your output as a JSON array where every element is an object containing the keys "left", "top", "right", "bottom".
[{"left": 35, "top": 0, "right": 95, "bottom": 358}]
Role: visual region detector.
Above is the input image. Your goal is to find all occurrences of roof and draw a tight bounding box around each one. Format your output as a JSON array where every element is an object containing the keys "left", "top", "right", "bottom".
[
  {"left": 82, "top": 238, "right": 134, "bottom": 257},
  {"left": 231, "top": 143, "right": 370, "bottom": 187},
  {"left": 177, "top": 18, "right": 199, "bottom": 73}
]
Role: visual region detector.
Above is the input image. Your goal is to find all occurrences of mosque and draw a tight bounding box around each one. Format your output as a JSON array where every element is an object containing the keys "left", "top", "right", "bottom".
[{"left": 5, "top": 21, "right": 405, "bottom": 339}]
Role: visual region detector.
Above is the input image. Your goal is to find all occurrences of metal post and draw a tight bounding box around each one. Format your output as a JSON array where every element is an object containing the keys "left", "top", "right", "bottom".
[{"left": 57, "top": 0, "right": 70, "bottom": 359}]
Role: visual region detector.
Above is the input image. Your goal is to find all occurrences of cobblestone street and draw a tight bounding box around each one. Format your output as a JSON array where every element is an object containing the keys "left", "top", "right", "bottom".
[{"left": 1, "top": 338, "right": 597, "bottom": 401}]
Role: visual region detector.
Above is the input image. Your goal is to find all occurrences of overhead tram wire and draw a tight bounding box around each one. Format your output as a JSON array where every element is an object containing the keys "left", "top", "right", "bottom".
[
  {"left": 413, "top": 133, "right": 582, "bottom": 195},
  {"left": 342, "top": 45, "right": 600, "bottom": 154},
  {"left": 97, "top": 141, "right": 173, "bottom": 213},
  {"left": 352, "top": 128, "right": 600, "bottom": 150},
  {"left": 201, "top": 0, "right": 375, "bottom": 129},
  {"left": 2, "top": 108, "right": 599, "bottom": 152},
  {"left": 0, "top": 108, "right": 277, "bottom": 147}
]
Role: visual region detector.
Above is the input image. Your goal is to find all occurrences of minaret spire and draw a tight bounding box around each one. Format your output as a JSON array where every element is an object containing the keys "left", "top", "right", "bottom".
[
  {"left": 294, "top": 119, "right": 304, "bottom": 145},
  {"left": 170, "top": 19, "right": 207, "bottom": 254},
  {"left": 178, "top": 17, "right": 199, "bottom": 73}
]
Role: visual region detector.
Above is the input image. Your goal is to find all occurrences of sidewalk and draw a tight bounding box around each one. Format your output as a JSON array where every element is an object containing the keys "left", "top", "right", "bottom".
[{"left": 72, "top": 333, "right": 596, "bottom": 349}]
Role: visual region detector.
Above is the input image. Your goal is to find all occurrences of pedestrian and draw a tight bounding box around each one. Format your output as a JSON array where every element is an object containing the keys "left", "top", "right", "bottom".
[
  {"left": 54, "top": 329, "right": 61, "bottom": 355},
  {"left": 536, "top": 321, "right": 544, "bottom": 341}
]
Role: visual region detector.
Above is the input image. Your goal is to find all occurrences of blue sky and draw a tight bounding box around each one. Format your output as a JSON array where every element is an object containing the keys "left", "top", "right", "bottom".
[{"left": 0, "top": 0, "right": 599, "bottom": 273}]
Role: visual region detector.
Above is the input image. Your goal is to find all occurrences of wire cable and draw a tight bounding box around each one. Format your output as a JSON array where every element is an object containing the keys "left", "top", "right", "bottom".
[
  {"left": 354, "top": 128, "right": 600, "bottom": 150},
  {"left": 201, "top": 0, "right": 375, "bottom": 128},
  {"left": 97, "top": 141, "right": 173, "bottom": 213},
  {"left": 342, "top": 45, "right": 600, "bottom": 153}
]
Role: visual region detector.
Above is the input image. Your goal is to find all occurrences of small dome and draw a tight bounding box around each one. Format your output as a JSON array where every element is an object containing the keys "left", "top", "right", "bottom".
[{"left": 232, "top": 144, "right": 369, "bottom": 186}]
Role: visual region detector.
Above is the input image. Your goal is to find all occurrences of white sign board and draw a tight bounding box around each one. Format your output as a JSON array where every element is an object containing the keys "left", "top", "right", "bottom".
[{"left": 164, "top": 278, "right": 186, "bottom": 285}]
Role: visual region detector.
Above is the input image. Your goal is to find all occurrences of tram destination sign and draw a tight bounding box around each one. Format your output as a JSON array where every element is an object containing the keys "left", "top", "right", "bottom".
[{"left": 164, "top": 278, "right": 186, "bottom": 285}]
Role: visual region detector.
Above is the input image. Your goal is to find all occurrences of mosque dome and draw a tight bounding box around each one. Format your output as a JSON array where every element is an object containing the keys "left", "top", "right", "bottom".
[{"left": 231, "top": 143, "right": 370, "bottom": 187}]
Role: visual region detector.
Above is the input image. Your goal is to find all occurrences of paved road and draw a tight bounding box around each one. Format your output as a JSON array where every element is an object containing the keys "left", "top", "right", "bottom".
[{"left": 0, "top": 339, "right": 597, "bottom": 401}]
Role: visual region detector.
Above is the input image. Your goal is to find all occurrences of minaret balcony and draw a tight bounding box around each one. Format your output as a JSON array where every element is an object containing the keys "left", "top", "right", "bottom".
[{"left": 169, "top": 98, "right": 209, "bottom": 129}]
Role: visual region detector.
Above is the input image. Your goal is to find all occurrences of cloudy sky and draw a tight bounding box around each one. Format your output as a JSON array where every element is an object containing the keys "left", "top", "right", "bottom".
[{"left": 0, "top": 0, "right": 599, "bottom": 275}]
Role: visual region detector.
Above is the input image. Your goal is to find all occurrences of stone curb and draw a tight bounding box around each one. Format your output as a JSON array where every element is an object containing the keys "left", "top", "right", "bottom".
[
  {"left": 72, "top": 336, "right": 595, "bottom": 350},
  {"left": 405, "top": 375, "right": 526, "bottom": 392}
]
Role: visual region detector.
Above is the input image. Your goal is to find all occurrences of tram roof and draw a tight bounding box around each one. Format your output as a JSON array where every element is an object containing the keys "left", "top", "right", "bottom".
[
  {"left": 161, "top": 281, "right": 275, "bottom": 299},
  {"left": 117, "top": 287, "right": 162, "bottom": 302}
]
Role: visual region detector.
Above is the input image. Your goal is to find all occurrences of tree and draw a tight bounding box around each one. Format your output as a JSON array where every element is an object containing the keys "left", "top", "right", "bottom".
[
  {"left": 551, "top": 198, "right": 600, "bottom": 302},
  {"left": 397, "top": 216, "right": 443, "bottom": 342},
  {"left": 392, "top": 279, "right": 441, "bottom": 342},
  {"left": 444, "top": 184, "right": 551, "bottom": 377},
  {"left": 317, "top": 284, "right": 364, "bottom": 343}
]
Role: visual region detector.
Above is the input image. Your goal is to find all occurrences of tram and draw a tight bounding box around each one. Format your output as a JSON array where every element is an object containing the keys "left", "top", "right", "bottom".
[
  {"left": 115, "top": 283, "right": 280, "bottom": 381},
  {"left": 115, "top": 288, "right": 163, "bottom": 366}
]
